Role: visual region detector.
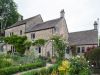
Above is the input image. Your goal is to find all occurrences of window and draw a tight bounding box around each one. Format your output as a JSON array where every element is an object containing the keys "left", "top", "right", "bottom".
[
  {"left": 11, "top": 46, "right": 15, "bottom": 52},
  {"left": 39, "top": 47, "right": 41, "bottom": 53},
  {"left": 10, "top": 32, "right": 14, "bottom": 36},
  {"left": 77, "top": 47, "right": 80, "bottom": 53},
  {"left": 66, "top": 47, "right": 70, "bottom": 54},
  {"left": 31, "top": 33, "right": 35, "bottom": 39},
  {"left": 11, "top": 46, "right": 13, "bottom": 51},
  {"left": 82, "top": 47, "right": 85, "bottom": 53},
  {"left": 20, "top": 30, "right": 22, "bottom": 35},
  {"left": 1, "top": 46, "right": 3, "bottom": 52},
  {"left": 54, "top": 27, "right": 56, "bottom": 32},
  {"left": 35, "top": 47, "right": 41, "bottom": 53}
]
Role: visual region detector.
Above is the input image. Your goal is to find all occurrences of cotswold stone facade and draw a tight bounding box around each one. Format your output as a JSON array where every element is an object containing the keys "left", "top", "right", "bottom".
[
  {"left": 4, "top": 10, "right": 98, "bottom": 58},
  {"left": 4, "top": 10, "right": 69, "bottom": 57}
]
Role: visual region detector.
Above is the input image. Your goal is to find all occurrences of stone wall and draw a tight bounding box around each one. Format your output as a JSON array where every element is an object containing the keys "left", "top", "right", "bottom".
[
  {"left": 26, "top": 28, "right": 53, "bottom": 57},
  {"left": 5, "top": 24, "right": 26, "bottom": 37},
  {"left": 26, "top": 15, "right": 43, "bottom": 30},
  {"left": 76, "top": 44, "right": 98, "bottom": 56}
]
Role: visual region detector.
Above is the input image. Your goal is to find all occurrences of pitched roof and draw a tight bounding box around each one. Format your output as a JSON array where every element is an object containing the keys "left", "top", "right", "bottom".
[
  {"left": 26, "top": 17, "right": 62, "bottom": 33},
  {"left": 69, "top": 30, "right": 98, "bottom": 45},
  {"left": 6, "top": 14, "right": 41, "bottom": 29}
]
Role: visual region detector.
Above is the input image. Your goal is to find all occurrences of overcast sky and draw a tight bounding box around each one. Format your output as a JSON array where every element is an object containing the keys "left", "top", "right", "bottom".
[{"left": 14, "top": 0, "right": 100, "bottom": 33}]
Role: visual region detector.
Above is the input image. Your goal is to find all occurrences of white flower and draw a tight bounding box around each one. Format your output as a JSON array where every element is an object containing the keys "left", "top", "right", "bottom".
[
  {"left": 91, "top": 65, "right": 94, "bottom": 67},
  {"left": 87, "top": 61, "right": 89, "bottom": 63},
  {"left": 76, "top": 55, "right": 80, "bottom": 58}
]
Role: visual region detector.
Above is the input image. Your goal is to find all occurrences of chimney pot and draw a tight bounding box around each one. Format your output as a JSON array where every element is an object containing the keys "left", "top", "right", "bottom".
[
  {"left": 60, "top": 9, "right": 65, "bottom": 18},
  {"left": 94, "top": 21, "right": 98, "bottom": 30}
]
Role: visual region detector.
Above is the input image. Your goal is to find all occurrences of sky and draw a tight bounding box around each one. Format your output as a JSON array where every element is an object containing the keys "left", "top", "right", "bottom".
[{"left": 14, "top": 0, "right": 100, "bottom": 33}]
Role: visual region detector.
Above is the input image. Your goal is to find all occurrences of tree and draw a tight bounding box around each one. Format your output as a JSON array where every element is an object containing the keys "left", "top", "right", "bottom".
[
  {"left": 51, "top": 35, "right": 67, "bottom": 60},
  {"left": 85, "top": 47, "right": 100, "bottom": 68},
  {"left": 4, "top": 35, "right": 32, "bottom": 55},
  {"left": 0, "top": 0, "right": 20, "bottom": 34}
]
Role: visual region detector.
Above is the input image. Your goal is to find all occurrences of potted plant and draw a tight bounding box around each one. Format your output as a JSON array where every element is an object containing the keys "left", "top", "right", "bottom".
[{"left": 51, "top": 56, "right": 56, "bottom": 64}]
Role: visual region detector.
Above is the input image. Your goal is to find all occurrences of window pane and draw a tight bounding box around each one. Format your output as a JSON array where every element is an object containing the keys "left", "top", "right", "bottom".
[
  {"left": 66, "top": 47, "right": 70, "bottom": 54},
  {"left": 39, "top": 47, "right": 41, "bottom": 53},
  {"left": 77, "top": 47, "right": 80, "bottom": 53},
  {"left": 82, "top": 47, "right": 85, "bottom": 53},
  {"left": 31, "top": 33, "right": 35, "bottom": 39},
  {"left": 12, "top": 32, "right": 14, "bottom": 35},
  {"left": 20, "top": 30, "right": 22, "bottom": 35}
]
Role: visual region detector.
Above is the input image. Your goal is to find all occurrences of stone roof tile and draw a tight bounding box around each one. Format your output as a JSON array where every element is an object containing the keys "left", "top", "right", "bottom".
[{"left": 69, "top": 30, "right": 98, "bottom": 45}]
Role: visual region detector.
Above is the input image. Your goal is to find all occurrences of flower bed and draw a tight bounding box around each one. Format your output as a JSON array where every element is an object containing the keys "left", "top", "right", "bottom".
[
  {"left": 0, "top": 61, "right": 46, "bottom": 75},
  {"left": 21, "top": 56, "right": 92, "bottom": 75}
]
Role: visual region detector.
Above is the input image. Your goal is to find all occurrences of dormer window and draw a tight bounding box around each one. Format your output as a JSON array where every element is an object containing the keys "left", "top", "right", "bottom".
[
  {"left": 20, "top": 30, "right": 22, "bottom": 35},
  {"left": 31, "top": 33, "right": 35, "bottom": 39}
]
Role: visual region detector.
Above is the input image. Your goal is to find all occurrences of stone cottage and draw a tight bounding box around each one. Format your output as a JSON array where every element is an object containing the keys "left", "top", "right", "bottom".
[
  {"left": 4, "top": 10, "right": 69, "bottom": 57},
  {"left": 68, "top": 21, "right": 98, "bottom": 55}
]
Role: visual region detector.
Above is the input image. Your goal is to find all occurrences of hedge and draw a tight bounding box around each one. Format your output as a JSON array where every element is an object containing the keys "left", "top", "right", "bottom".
[
  {"left": 0, "top": 62, "right": 46, "bottom": 75},
  {"left": 22, "top": 64, "right": 58, "bottom": 75}
]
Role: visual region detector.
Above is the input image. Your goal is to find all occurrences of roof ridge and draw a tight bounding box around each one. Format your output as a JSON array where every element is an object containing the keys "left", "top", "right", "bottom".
[
  {"left": 69, "top": 29, "right": 95, "bottom": 34},
  {"left": 6, "top": 14, "right": 41, "bottom": 29},
  {"left": 23, "top": 14, "right": 41, "bottom": 21},
  {"left": 13, "top": 14, "right": 41, "bottom": 25},
  {"left": 26, "top": 17, "right": 63, "bottom": 33},
  {"left": 42, "top": 17, "right": 62, "bottom": 24},
  {"left": 30, "top": 17, "right": 62, "bottom": 29}
]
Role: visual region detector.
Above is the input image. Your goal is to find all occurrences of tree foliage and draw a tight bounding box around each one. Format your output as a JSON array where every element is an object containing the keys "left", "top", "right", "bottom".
[
  {"left": 32, "top": 39, "right": 47, "bottom": 47},
  {"left": 85, "top": 47, "right": 100, "bottom": 68},
  {"left": 0, "top": 0, "right": 20, "bottom": 32},
  {"left": 4, "top": 35, "right": 32, "bottom": 55},
  {"left": 85, "top": 47, "right": 100, "bottom": 61},
  {"left": 51, "top": 35, "right": 67, "bottom": 60}
]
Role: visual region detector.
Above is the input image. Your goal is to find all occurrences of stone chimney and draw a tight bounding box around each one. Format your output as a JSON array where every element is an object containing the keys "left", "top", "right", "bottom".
[
  {"left": 60, "top": 9, "right": 65, "bottom": 18},
  {"left": 94, "top": 21, "right": 98, "bottom": 30}
]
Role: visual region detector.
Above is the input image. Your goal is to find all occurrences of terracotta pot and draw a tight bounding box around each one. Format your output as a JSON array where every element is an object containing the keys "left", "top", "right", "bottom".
[{"left": 51, "top": 57, "right": 56, "bottom": 64}]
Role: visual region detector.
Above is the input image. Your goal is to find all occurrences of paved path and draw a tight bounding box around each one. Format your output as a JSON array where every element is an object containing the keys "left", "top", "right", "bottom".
[{"left": 13, "top": 63, "right": 53, "bottom": 75}]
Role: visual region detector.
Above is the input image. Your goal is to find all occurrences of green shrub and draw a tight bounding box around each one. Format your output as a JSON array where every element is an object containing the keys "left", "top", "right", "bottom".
[
  {"left": 0, "top": 62, "right": 45, "bottom": 75},
  {"left": 0, "top": 54, "right": 13, "bottom": 69},
  {"left": 0, "top": 59, "right": 12, "bottom": 68}
]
